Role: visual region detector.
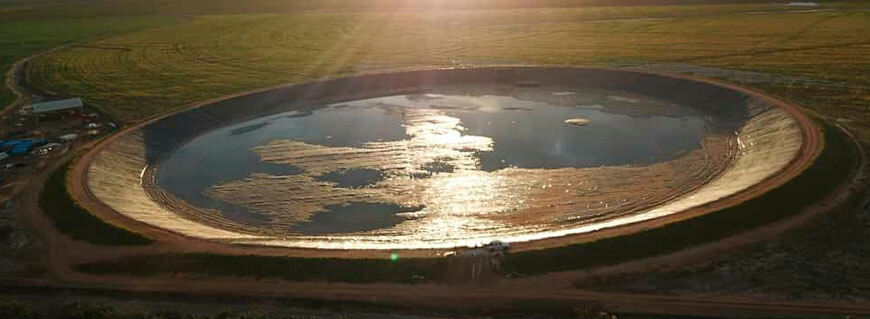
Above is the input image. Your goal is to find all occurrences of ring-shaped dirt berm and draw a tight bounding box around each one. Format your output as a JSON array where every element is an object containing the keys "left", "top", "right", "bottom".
[{"left": 77, "top": 67, "right": 815, "bottom": 254}]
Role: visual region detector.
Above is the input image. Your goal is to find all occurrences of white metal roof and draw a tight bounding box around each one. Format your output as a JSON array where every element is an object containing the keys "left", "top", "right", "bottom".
[{"left": 31, "top": 98, "right": 83, "bottom": 113}]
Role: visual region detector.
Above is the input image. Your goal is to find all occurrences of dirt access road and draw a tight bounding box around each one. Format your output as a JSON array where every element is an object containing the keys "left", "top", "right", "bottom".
[{"left": 12, "top": 61, "right": 870, "bottom": 318}]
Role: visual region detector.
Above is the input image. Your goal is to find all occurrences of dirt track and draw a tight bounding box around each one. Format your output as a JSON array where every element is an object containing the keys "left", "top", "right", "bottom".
[
  {"left": 1, "top": 37, "right": 103, "bottom": 118},
  {"left": 16, "top": 66, "right": 870, "bottom": 317}
]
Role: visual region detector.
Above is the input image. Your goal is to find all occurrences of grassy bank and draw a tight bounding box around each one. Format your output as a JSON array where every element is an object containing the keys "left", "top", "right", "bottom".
[
  {"left": 39, "top": 161, "right": 151, "bottom": 245},
  {"left": 0, "top": 295, "right": 734, "bottom": 319},
  {"left": 78, "top": 253, "right": 443, "bottom": 283},
  {"left": 75, "top": 123, "right": 858, "bottom": 282}
]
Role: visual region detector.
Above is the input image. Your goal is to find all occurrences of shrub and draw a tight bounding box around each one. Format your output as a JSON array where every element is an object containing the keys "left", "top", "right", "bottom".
[{"left": 0, "top": 299, "right": 41, "bottom": 319}]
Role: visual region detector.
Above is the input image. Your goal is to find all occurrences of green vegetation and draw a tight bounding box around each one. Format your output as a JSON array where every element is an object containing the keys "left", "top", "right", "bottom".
[
  {"left": 0, "top": 299, "right": 40, "bottom": 319},
  {"left": 77, "top": 252, "right": 442, "bottom": 283},
  {"left": 0, "top": 298, "right": 384, "bottom": 319},
  {"left": 75, "top": 124, "right": 858, "bottom": 281},
  {"left": 39, "top": 161, "right": 152, "bottom": 245},
  {"left": 0, "top": 297, "right": 728, "bottom": 319},
  {"left": 0, "top": 16, "right": 176, "bottom": 110}
]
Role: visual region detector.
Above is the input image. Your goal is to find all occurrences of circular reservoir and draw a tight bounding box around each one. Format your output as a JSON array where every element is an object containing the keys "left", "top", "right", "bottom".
[{"left": 82, "top": 67, "right": 808, "bottom": 250}]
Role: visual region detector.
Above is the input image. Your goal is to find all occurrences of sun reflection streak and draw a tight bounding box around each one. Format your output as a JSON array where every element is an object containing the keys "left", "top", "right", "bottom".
[{"left": 193, "top": 92, "right": 741, "bottom": 249}]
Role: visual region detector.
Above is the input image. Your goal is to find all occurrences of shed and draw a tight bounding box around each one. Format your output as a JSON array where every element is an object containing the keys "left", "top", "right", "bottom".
[
  {"left": 31, "top": 98, "right": 83, "bottom": 114},
  {"left": 31, "top": 98, "right": 83, "bottom": 126}
]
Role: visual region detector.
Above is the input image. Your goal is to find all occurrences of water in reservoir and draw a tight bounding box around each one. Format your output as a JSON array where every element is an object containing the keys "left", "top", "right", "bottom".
[{"left": 156, "top": 89, "right": 709, "bottom": 236}]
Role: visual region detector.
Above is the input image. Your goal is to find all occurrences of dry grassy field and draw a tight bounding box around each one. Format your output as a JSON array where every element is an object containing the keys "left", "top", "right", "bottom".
[
  {"left": 0, "top": 16, "right": 173, "bottom": 108},
  {"left": 16, "top": 2, "right": 869, "bottom": 146}
]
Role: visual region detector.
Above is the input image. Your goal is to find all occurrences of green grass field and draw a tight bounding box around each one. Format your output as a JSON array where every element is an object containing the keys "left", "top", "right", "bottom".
[{"left": 14, "top": 2, "right": 869, "bottom": 146}]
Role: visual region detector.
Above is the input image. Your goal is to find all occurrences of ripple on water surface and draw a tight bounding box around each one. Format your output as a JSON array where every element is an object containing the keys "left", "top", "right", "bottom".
[{"left": 156, "top": 88, "right": 711, "bottom": 237}]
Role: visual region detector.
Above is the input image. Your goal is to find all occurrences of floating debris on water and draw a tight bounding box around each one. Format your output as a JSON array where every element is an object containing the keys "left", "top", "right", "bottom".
[{"left": 564, "top": 118, "right": 590, "bottom": 126}]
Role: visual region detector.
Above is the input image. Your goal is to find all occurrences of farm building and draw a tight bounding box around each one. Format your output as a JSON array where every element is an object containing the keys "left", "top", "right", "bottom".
[{"left": 30, "top": 98, "right": 83, "bottom": 126}]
